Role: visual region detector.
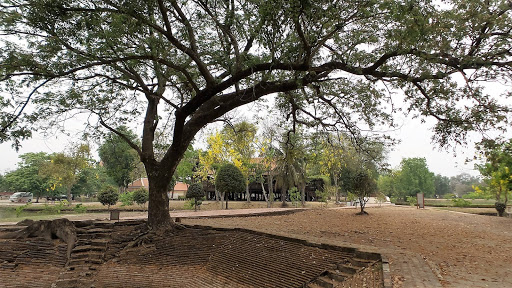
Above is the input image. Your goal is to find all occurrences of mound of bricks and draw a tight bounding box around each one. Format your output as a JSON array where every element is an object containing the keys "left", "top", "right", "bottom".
[{"left": 0, "top": 221, "right": 383, "bottom": 288}]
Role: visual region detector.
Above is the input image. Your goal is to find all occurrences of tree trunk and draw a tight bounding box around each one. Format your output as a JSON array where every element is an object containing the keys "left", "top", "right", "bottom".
[
  {"left": 334, "top": 177, "right": 339, "bottom": 204},
  {"left": 220, "top": 192, "right": 225, "bottom": 210},
  {"left": 300, "top": 184, "right": 306, "bottom": 207},
  {"left": 281, "top": 183, "right": 287, "bottom": 203},
  {"left": 246, "top": 180, "right": 251, "bottom": 202},
  {"left": 147, "top": 173, "right": 172, "bottom": 229},
  {"left": 260, "top": 180, "right": 269, "bottom": 207},
  {"left": 268, "top": 174, "right": 274, "bottom": 207},
  {"left": 66, "top": 186, "right": 72, "bottom": 205}
]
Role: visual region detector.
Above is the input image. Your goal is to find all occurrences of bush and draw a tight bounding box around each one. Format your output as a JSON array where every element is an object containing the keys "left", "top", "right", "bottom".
[
  {"left": 132, "top": 188, "right": 149, "bottom": 206},
  {"left": 452, "top": 198, "right": 471, "bottom": 207},
  {"left": 289, "top": 187, "right": 300, "bottom": 207},
  {"left": 97, "top": 186, "right": 119, "bottom": 209},
  {"left": 41, "top": 200, "right": 68, "bottom": 215},
  {"left": 315, "top": 189, "right": 329, "bottom": 208},
  {"left": 443, "top": 193, "right": 456, "bottom": 199},
  {"left": 15, "top": 203, "right": 32, "bottom": 217},
  {"left": 495, "top": 202, "right": 506, "bottom": 217},
  {"left": 186, "top": 183, "right": 204, "bottom": 211},
  {"left": 119, "top": 191, "right": 134, "bottom": 206},
  {"left": 73, "top": 203, "right": 87, "bottom": 213},
  {"left": 406, "top": 196, "right": 417, "bottom": 206}
]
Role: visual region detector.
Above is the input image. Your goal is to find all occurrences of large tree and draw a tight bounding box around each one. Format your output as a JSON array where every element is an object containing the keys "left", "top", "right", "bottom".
[
  {"left": 41, "top": 143, "right": 92, "bottom": 203},
  {"left": 4, "top": 152, "right": 51, "bottom": 202},
  {"left": 1, "top": 0, "right": 511, "bottom": 228},
  {"left": 221, "top": 121, "right": 257, "bottom": 202},
  {"left": 396, "top": 157, "right": 435, "bottom": 198},
  {"left": 475, "top": 138, "right": 512, "bottom": 215}
]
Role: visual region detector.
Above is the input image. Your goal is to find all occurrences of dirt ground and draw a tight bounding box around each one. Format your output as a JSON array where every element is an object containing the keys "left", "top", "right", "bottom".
[{"left": 183, "top": 206, "right": 512, "bottom": 288}]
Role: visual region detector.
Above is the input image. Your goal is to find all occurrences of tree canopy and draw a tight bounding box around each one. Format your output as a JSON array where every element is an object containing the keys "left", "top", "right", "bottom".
[
  {"left": 215, "top": 163, "right": 245, "bottom": 196},
  {"left": 475, "top": 138, "right": 512, "bottom": 214},
  {"left": 98, "top": 126, "right": 140, "bottom": 192},
  {"left": 1, "top": 0, "right": 511, "bottom": 228},
  {"left": 3, "top": 152, "right": 50, "bottom": 201},
  {"left": 397, "top": 157, "right": 435, "bottom": 198}
]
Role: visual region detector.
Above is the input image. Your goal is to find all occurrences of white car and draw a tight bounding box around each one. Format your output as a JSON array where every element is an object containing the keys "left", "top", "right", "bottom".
[{"left": 9, "top": 192, "right": 33, "bottom": 203}]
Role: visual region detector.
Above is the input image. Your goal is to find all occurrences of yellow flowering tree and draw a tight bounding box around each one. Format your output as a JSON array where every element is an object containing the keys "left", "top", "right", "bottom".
[
  {"left": 41, "top": 143, "right": 92, "bottom": 204},
  {"left": 475, "top": 139, "right": 512, "bottom": 216}
]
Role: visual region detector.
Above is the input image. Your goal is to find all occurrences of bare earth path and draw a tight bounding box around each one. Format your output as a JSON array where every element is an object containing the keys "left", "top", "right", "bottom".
[{"left": 182, "top": 206, "right": 512, "bottom": 288}]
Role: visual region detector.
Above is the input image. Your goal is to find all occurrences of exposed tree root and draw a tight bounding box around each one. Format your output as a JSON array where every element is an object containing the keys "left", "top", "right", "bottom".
[
  {"left": 124, "top": 222, "right": 186, "bottom": 250},
  {"left": 1, "top": 218, "right": 77, "bottom": 264}
]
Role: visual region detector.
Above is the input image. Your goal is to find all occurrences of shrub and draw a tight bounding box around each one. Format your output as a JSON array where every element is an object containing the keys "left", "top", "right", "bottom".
[
  {"left": 315, "top": 189, "right": 329, "bottom": 208},
  {"left": 186, "top": 183, "right": 204, "bottom": 211},
  {"left": 73, "top": 203, "right": 87, "bottom": 213},
  {"left": 443, "top": 193, "right": 456, "bottom": 199},
  {"left": 132, "top": 188, "right": 149, "bottom": 206},
  {"left": 495, "top": 202, "right": 506, "bottom": 217},
  {"left": 97, "top": 186, "right": 119, "bottom": 209},
  {"left": 41, "top": 200, "right": 67, "bottom": 215},
  {"left": 119, "top": 191, "right": 134, "bottom": 206},
  {"left": 289, "top": 187, "right": 300, "bottom": 207},
  {"left": 452, "top": 198, "right": 471, "bottom": 207},
  {"left": 406, "top": 196, "right": 417, "bottom": 206},
  {"left": 15, "top": 202, "right": 31, "bottom": 217}
]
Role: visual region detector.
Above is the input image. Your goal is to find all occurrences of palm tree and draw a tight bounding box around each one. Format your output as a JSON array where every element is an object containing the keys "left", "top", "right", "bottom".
[{"left": 275, "top": 131, "right": 306, "bottom": 205}]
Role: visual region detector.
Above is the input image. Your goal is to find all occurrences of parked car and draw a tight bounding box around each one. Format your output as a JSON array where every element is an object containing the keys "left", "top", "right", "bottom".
[{"left": 9, "top": 192, "right": 33, "bottom": 203}]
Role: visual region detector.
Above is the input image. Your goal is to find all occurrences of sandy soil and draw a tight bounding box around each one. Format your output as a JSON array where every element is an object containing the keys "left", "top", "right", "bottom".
[{"left": 183, "top": 206, "right": 512, "bottom": 288}]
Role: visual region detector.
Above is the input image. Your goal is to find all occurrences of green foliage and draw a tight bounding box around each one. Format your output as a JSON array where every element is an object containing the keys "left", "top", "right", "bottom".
[
  {"left": 97, "top": 186, "right": 119, "bottom": 209},
  {"left": 347, "top": 192, "right": 357, "bottom": 202},
  {"left": 495, "top": 202, "right": 506, "bottom": 217},
  {"left": 452, "top": 198, "right": 471, "bottom": 207},
  {"left": 475, "top": 139, "right": 512, "bottom": 207},
  {"left": 132, "top": 188, "right": 148, "bottom": 206},
  {"left": 378, "top": 173, "right": 398, "bottom": 197},
  {"left": 41, "top": 204, "right": 58, "bottom": 215},
  {"left": 41, "top": 143, "right": 92, "bottom": 202},
  {"left": 186, "top": 183, "right": 204, "bottom": 200},
  {"left": 71, "top": 165, "right": 116, "bottom": 198},
  {"left": 450, "top": 173, "right": 483, "bottom": 197},
  {"left": 275, "top": 131, "right": 307, "bottom": 202},
  {"left": 288, "top": 187, "right": 300, "bottom": 207},
  {"left": 41, "top": 200, "right": 68, "bottom": 214},
  {"left": 98, "top": 126, "right": 140, "bottom": 190},
  {"left": 73, "top": 203, "right": 87, "bottom": 213},
  {"left": 4, "top": 152, "right": 51, "bottom": 200},
  {"left": 215, "top": 164, "right": 245, "bottom": 195},
  {"left": 434, "top": 174, "right": 451, "bottom": 196},
  {"left": 2, "top": 0, "right": 511, "bottom": 226},
  {"left": 175, "top": 146, "right": 199, "bottom": 184},
  {"left": 15, "top": 202, "right": 31, "bottom": 217},
  {"left": 315, "top": 189, "right": 329, "bottom": 207},
  {"left": 406, "top": 196, "right": 417, "bottom": 206},
  {"left": 395, "top": 158, "right": 435, "bottom": 199},
  {"left": 443, "top": 193, "right": 457, "bottom": 199},
  {"left": 119, "top": 191, "right": 134, "bottom": 206},
  {"left": 375, "top": 192, "right": 387, "bottom": 205}
]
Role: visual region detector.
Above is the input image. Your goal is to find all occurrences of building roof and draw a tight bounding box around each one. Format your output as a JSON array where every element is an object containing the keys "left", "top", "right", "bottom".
[{"left": 174, "top": 182, "right": 189, "bottom": 192}]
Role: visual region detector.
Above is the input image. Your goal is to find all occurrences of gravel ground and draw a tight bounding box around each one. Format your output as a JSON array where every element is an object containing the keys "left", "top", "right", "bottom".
[{"left": 182, "top": 206, "right": 512, "bottom": 288}]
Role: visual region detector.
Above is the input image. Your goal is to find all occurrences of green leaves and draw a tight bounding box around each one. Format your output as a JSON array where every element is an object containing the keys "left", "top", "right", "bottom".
[{"left": 215, "top": 163, "right": 245, "bottom": 194}]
